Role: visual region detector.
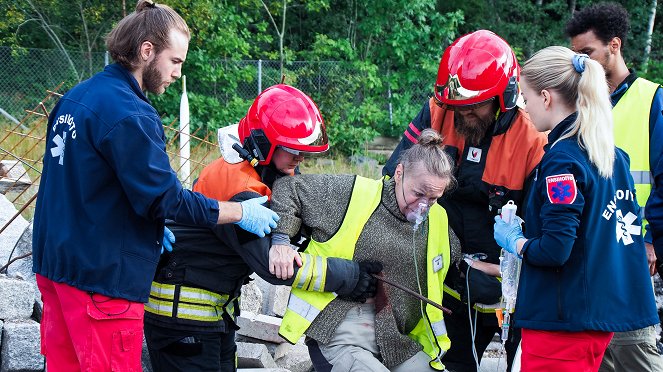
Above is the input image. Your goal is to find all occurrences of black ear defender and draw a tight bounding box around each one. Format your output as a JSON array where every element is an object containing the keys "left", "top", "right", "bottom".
[
  {"left": 244, "top": 129, "right": 271, "bottom": 163},
  {"left": 502, "top": 75, "right": 519, "bottom": 110}
]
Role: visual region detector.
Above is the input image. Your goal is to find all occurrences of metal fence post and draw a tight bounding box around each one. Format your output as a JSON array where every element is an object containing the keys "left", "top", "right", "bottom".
[
  {"left": 104, "top": 51, "right": 109, "bottom": 66},
  {"left": 258, "top": 59, "right": 262, "bottom": 94},
  {"left": 387, "top": 71, "right": 393, "bottom": 129},
  {"left": 179, "top": 75, "right": 191, "bottom": 188}
]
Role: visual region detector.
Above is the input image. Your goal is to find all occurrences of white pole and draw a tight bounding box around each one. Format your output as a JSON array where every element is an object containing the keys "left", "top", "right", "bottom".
[
  {"left": 179, "top": 75, "right": 191, "bottom": 188},
  {"left": 258, "top": 59, "right": 263, "bottom": 94}
]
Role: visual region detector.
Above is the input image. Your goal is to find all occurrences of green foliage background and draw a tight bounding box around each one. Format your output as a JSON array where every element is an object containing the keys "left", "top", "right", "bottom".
[{"left": 1, "top": 0, "right": 661, "bottom": 155}]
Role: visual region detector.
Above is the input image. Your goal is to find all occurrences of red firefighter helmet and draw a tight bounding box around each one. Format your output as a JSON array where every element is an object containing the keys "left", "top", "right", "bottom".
[
  {"left": 434, "top": 30, "right": 520, "bottom": 112},
  {"left": 238, "top": 84, "right": 329, "bottom": 165}
]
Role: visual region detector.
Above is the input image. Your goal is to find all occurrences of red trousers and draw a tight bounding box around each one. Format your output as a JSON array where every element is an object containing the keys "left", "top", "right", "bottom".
[
  {"left": 37, "top": 274, "right": 144, "bottom": 372},
  {"left": 521, "top": 328, "right": 613, "bottom": 372}
]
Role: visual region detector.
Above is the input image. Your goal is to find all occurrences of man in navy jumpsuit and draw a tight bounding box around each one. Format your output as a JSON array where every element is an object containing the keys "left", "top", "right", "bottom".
[{"left": 32, "top": 2, "right": 277, "bottom": 370}]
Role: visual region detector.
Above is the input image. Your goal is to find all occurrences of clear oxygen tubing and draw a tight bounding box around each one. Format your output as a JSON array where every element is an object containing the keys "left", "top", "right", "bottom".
[
  {"left": 466, "top": 263, "right": 480, "bottom": 370},
  {"left": 401, "top": 168, "right": 443, "bottom": 365},
  {"left": 499, "top": 200, "right": 521, "bottom": 345},
  {"left": 411, "top": 202, "right": 444, "bottom": 366}
]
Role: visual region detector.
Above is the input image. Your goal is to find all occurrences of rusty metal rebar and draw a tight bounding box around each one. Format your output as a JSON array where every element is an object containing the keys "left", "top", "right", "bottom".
[{"left": 372, "top": 274, "right": 452, "bottom": 315}]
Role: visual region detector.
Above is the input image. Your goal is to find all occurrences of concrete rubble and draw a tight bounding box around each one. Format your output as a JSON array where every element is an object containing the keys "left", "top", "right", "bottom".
[
  {"left": 0, "top": 194, "right": 43, "bottom": 372},
  {"left": 1, "top": 320, "right": 43, "bottom": 372}
]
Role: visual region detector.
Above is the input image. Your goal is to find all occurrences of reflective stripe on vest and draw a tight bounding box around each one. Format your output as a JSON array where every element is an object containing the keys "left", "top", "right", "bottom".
[
  {"left": 613, "top": 78, "right": 658, "bottom": 219},
  {"left": 431, "top": 320, "right": 447, "bottom": 337},
  {"left": 279, "top": 176, "right": 452, "bottom": 370},
  {"left": 631, "top": 171, "right": 653, "bottom": 187},
  {"left": 291, "top": 253, "right": 328, "bottom": 292},
  {"left": 442, "top": 284, "right": 499, "bottom": 314},
  {"left": 145, "top": 281, "right": 237, "bottom": 322},
  {"left": 286, "top": 292, "right": 321, "bottom": 322}
]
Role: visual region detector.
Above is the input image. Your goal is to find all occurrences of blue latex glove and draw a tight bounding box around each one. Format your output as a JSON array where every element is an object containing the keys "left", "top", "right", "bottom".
[
  {"left": 235, "top": 195, "right": 280, "bottom": 238},
  {"left": 161, "top": 226, "right": 175, "bottom": 254},
  {"left": 493, "top": 215, "right": 525, "bottom": 257}
]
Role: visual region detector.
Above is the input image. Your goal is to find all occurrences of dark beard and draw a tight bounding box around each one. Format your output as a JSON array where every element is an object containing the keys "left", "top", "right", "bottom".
[
  {"left": 142, "top": 57, "right": 163, "bottom": 94},
  {"left": 454, "top": 113, "right": 494, "bottom": 145}
]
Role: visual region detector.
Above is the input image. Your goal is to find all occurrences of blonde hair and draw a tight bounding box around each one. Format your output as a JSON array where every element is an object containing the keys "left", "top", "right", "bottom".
[
  {"left": 399, "top": 129, "right": 456, "bottom": 190},
  {"left": 522, "top": 46, "right": 614, "bottom": 178},
  {"left": 106, "top": 0, "right": 190, "bottom": 71}
]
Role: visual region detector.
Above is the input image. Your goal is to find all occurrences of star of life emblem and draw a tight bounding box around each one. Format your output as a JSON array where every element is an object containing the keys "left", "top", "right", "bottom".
[
  {"left": 615, "top": 210, "right": 640, "bottom": 245},
  {"left": 50, "top": 132, "right": 67, "bottom": 165},
  {"left": 546, "top": 174, "right": 577, "bottom": 204}
]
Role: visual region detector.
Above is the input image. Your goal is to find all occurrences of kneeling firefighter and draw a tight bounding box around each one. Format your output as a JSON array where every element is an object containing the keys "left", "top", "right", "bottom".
[{"left": 144, "top": 84, "right": 382, "bottom": 372}]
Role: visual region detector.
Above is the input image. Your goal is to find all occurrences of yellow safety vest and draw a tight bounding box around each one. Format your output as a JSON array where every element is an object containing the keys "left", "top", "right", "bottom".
[
  {"left": 278, "top": 176, "right": 451, "bottom": 370},
  {"left": 613, "top": 77, "right": 659, "bottom": 217}
]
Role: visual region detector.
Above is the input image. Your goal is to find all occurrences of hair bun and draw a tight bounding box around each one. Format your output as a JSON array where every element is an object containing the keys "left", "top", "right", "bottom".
[
  {"left": 417, "top": 129, "right": 444, "bottom": 147},
  {"left": 136, "top": 0, "right": 157, "bottom": 12}
]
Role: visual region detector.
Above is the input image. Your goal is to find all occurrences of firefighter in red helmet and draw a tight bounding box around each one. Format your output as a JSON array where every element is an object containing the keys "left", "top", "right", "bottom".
[
  {"left": 434, "top": 29, "right": 520, "bottom": 112},
  {"left": 144, "top": 85, "right": 376, "bottom": 371},
  {"left": 237, "top": 84, "right": 328, "bottom": 165},
  {"left": 383, "top": 30, "right": 547, "bottom": 371}
]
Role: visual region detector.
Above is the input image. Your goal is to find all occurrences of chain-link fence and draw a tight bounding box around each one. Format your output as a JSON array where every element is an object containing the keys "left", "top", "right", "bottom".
[
  {"left": 0, "top": 85, "right": 224, "bottom": 273},
  {"left": 0, "top": 47, "right": 107, "bottom": 124},
  {"left": 1, "top": 47, "right": 432, "bottom": 140}
]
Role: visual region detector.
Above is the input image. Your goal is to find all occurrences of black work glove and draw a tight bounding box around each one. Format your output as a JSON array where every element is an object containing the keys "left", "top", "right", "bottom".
[{"left": 340, "top": 261, "right": 383, "bottom": 303}]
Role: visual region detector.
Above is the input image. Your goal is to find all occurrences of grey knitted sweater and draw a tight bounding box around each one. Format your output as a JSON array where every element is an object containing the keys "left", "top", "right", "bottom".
[{"left": 271, "top": 174, "right": 460, "bottom": 367}]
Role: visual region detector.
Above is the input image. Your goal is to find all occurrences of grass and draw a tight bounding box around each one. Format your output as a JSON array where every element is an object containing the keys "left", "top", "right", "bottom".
[
  {"left": 0, "top": 117, "right": 385, "bottom": 222},
  {"left": 0, "top": 117, "right": 48, "bottom": 221},
  {"left": 300, "top": 157, "right": 383, "bottom": 179}
]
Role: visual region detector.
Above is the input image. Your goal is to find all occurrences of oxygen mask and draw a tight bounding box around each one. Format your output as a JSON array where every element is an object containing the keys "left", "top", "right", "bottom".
[{"left": 407, "top": 202, "right": 429, "bottom": 230}]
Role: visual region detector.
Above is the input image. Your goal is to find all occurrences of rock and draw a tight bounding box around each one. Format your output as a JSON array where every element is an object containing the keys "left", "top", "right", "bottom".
[
  {"left": 251, "top": 275, "right": 275, "bottom": 314},
  {"left": 0, "top": 274, "right": 36, "bottom": 320},
  {"left": 5, "top": 221, "right": 34, "bottom": 281},
  {"left": 237, "top": 311, "right": 286, "bottom": 344},
  {"left": 240, "top": 279, "right": 263, "bottom": 315},
  {"left": 237, "top": 342, "right": 277, "bottom": 368},
  {"left": 0, "top": 194, "right": 29, "bottom": 272},
  {"left": 274, "top": 341, "right": 312, "bottom": 372},
  {"left": 349, "top": 155, "right": 378, "bottom": 168},
  {"left": 31, "top": 300, "right": 42, "bottom": 323},
  {"left": 269, "top": 285, "right": 290, "bottom": 317},
  {"left": 0, "top": 160, "right": 32, "bottom": 195},
  {"left": 1, "top": 319, "right": 44, "bottom": 372},
  {"left": 368, "top": 136, "right": 399, "bottom": 150}
]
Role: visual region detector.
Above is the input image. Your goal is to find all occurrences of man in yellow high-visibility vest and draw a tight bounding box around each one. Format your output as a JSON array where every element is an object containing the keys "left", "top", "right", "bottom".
[{"left": 567, "top": 3, "right": 663, "bottom": 371}]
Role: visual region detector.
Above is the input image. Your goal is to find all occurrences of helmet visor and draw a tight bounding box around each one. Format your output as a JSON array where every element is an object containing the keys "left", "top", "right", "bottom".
[
  {"left": 280, "top": 121, "right": 329, "bottom": 155},
  {"left": 278, "top": 145, "right": 328, "bottom": 157},
  {"left": 444, "top": 97, "right": 496, "bottom": 112}
]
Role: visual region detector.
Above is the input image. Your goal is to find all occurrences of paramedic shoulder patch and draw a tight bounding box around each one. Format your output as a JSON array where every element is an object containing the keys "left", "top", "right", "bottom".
[{"left": 546, "top": 173, "right": 577, "bottom": 204}]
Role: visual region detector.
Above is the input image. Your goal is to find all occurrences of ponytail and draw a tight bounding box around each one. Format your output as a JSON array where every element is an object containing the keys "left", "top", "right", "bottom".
[{"left": 522, "top": 46, "right": 614, "bottom": 178}]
